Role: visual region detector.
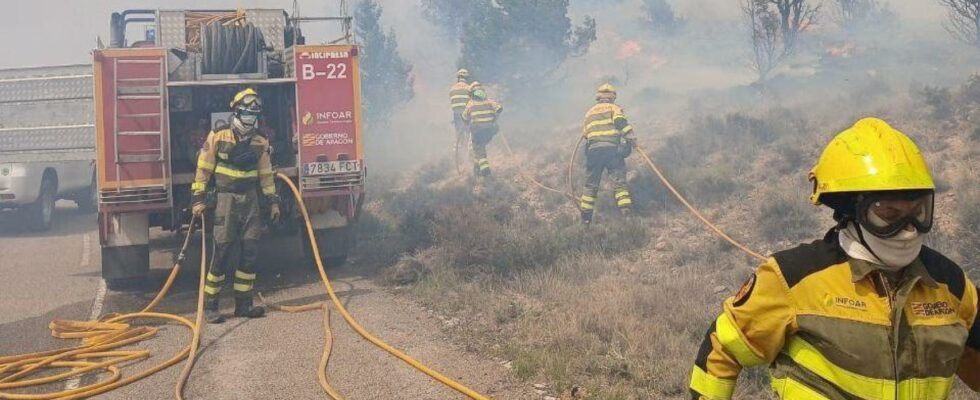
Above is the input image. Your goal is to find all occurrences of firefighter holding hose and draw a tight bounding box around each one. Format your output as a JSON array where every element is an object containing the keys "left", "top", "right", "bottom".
[
  {"left": 689, "top": 118, "right": 980, "bottom": 399},
  {"left": 579, "top": 83, "right": 636, "bottom": 225},
  {"left": 191, "top": 88, "right": 279, "bottom": 323},
  {"left": 462, "top": 82, "right": 503, "bottom": 177}
]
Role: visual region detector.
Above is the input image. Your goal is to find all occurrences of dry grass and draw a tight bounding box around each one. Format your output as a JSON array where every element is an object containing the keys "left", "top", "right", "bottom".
[{"left": 360, "top": 77, "right": 980, "bottom": 399}]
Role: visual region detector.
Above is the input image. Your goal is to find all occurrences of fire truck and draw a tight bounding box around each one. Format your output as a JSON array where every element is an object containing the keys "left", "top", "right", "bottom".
[{"left": 94, "top": 9, "right": 364, "bottom": 287}]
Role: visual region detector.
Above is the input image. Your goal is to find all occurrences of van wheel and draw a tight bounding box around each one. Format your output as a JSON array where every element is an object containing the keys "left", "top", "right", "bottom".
[{"left": 26, "top": 175, "right": 56, "bottom": 231}]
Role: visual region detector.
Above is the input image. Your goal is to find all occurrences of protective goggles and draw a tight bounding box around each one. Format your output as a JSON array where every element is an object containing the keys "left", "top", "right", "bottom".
[
  {"left": 235, "top": 103, "right": 262, "bottom": 117},
  {"left": 855, "top": 190, "right": 934, "bottom": 238}
]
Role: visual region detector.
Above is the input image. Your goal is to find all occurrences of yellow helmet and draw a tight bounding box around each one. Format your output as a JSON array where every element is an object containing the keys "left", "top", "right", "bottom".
[
  {"left": 230, "top": 88, "right": 260, "bottom": 108},
  {"left": 809, "top": 118, "right": 935, "bottom": 206},
  {"left": 468, "top": 81, "right": 483, "bottom": 93},
  {"left": 457, "top": 68, "right": 470, "bottom": 79},
  {"left": 596, "top": 83, "right": 616, "bottom": 101}
]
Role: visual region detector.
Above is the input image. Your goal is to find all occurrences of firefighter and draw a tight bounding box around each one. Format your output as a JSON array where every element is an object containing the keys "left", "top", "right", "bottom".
[
  {"left": 450, "top": 69, "right": 471, "bottom": 137},
  {"left": 689, "top": 118, "right": 980, "bottom": 400},
  {"left": 579, "top": 83, "right": 635, "bottom": 225},
  {"left": 462, "top": 82, "right": 503, "bottom": 177},
  {"left": 191, "top": 88, "right": 280, "bottom": 323}
]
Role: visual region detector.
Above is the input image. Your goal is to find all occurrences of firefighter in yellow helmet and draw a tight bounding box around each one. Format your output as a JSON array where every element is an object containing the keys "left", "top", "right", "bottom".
[
  {"left": 579, "top": 84, "right": 636, "bottom": 224},
  {"left": 690, "top": 118, "right": 980, "bottom": 400},
  {"left": 191, "top": 88, "right": 279, "bottom": 323},
  {"left": 462, "top": 82, "right": 503, "bottom": 177},
  {"left": 450, "top": 69, "right": 471, "bottom": 137}
]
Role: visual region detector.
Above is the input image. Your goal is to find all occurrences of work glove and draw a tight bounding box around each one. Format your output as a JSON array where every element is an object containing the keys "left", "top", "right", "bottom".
[
  {"left": 269, "top": 204, "right": 281, "bottom": 223},
  {"left": 618, "top": 139, "right": 634, "bottom": 158},
  {"left": 191, "top": 202, "right": 207, "bottom": 216}
]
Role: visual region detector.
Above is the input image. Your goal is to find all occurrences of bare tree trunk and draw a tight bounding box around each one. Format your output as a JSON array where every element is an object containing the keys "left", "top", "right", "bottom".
[{"left": 939, "top": 0, "right": 980, "bottom": 48}]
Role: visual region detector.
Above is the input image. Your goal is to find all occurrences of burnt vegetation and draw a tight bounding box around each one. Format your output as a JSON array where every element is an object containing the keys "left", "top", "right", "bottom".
[{"left": 357, "top": 1, "right": 980, "bottom": 397}]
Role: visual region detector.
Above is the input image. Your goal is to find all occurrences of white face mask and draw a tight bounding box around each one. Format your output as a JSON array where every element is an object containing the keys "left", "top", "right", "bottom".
[
  {"left": 232, "top": 115, "right": 257, "bottom": 134},
  {"left": 840, "top": 223, "right": 923, "bottom": 270}
]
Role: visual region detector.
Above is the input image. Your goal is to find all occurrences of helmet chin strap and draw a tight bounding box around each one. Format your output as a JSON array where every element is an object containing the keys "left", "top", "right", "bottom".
[{"left": 852, "top": 222, "right": 887, "bottom": 266}]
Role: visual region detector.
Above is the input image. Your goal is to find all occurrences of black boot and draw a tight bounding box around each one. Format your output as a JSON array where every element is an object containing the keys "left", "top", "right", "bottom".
[
  {"left": 581, "top": 210, "right": 593, "bottom": 226},
  {"left": 234, "top": 296, "right": 266, "bottom": 318},
  {"left": 620, "top": 207, "right": 632, "bottom": 217},
  {"left": 205, "top": 297, "right": 225, "bottom": 324}
]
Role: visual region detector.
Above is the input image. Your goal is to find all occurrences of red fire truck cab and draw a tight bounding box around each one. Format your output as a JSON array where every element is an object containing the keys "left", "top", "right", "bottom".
[{"left": 94, "top": 9, "right": 364, "bottom": 287}]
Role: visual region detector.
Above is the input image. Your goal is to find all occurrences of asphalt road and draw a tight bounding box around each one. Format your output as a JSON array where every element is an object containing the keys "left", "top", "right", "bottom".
[{"left": 0, "top": 202, "right": 535, "bottom": 399}]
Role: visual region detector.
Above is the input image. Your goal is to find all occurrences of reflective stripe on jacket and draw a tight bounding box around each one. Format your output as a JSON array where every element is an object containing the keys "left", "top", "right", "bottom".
[
  {"left": 192, "top": 128, "right": 277, "bottom": 204},
  {"left": 450, "top": 81, "right": 470, "bottom": 113},
  {"left": 462, "top": 99, "right": 502, "bottom": 129},
  {"left": 690, "top": 231, "right": 980, "bottom": 400},
  {"left": 583, "top": 102, "right": 634, "bottom": 144}
]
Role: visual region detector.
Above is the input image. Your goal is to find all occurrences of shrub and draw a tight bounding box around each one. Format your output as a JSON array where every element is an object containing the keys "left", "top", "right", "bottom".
[
  {"left": 755, "top": 186, "right": 819, "bottom": 242},
  {"left": 914, "top": 85, "right": 955, "bottom": 121},
  {"left": 959, "top": 184, "right": 980, "bottom": 234}
]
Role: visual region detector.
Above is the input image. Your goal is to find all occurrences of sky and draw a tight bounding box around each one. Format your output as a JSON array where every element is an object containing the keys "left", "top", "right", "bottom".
[{"left": 0, "top": 1, "right": 950, "bottom": 69}]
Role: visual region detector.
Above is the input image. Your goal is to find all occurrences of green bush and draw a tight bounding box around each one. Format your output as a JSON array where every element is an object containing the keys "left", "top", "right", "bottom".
[{"left": 914, "top": 85, "right": 954, "bottom": 121}]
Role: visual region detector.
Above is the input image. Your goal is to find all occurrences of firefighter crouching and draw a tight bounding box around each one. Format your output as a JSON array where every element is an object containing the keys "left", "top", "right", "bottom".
[
  {"left": 579, "top": 84, "right": 635, "bottom": 225},
  {"left": 450, "top": 68, "right": 471, "bottom": 137},
  {"left": 192, "top": 88, "right": 280, "bottom": 323},
  {"left": 462, "top": 82, "right": 503, "bottom": 177},
  {"left": 689, "top": 118, "right": 980, "bottom": 399}
]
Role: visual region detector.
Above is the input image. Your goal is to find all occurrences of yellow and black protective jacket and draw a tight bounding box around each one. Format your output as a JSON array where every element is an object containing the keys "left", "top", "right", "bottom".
[
  {"left": 691, "top": 231, "right": 980, "bottom": 400},
  {"left": 192, "top": 128, "right": 277, "bottom": 205},
  {"left": 582, "top": 102, "right": 634, "bottom": 145},
  {"left": 462, "top": 99, "right": 502, "bottom": 130},
  {"left": 450, "top": 81, "right": 470, "bottom": 115}
]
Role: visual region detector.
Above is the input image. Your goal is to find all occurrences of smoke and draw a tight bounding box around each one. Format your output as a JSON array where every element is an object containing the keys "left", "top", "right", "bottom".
[{"left": 0, "top": 0, "right": 975, "bottom": 174}]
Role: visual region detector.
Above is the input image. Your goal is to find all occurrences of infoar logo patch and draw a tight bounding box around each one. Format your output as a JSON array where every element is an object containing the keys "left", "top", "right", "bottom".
[{"left": 824, "top": 294, "right": 868, "bottom": 311}]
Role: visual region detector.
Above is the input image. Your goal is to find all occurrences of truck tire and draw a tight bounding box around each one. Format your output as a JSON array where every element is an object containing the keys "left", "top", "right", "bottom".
[
  {"left": 75, "top": 174, "right": 97, "bottom": 213},
  {"left": 26, "top": 174, "right": 56, "bottom": 231},
  {"left": 102, "top": 244, "right": 150, "bottom": 290},
  {"left": 302, "top": 227, "right": 351, "bottom": 268}
]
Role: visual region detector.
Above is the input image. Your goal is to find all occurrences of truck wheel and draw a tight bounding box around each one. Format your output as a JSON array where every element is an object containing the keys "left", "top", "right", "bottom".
[
  {"left": 302, "top": 227, "right": 351, "bottom": 268},
  {"left": 75, "top": 175, "right": 97, "bottom": 213},
  {"left": 102, "top": 244, "right": 150, "bottom": 290},
  {"left": 26, "top": 175, "right": 56, "bottom": 231}
]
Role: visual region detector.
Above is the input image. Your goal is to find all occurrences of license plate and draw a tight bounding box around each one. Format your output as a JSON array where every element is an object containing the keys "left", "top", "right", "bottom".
[{"left": 303, "top": 160, "right": 361, "bottom": 176}]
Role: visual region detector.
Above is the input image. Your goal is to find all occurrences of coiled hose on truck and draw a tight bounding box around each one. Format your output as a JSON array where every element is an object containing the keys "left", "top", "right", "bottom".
[{"left": 201, "top": 19, "right": 264, "bottom": 75}]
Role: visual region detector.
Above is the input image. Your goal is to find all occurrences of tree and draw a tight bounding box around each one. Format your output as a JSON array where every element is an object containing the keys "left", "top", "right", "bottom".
[
  {"left": 743, "top": 0, "right": 788, "bottom": 82},
  {"left": 938, "top": 0, "right": 980, "bottom": 48},
  {"left": 643, "top": 0, "right": 684, "bottom": 35},
  {"left": 767, "top": 0, "right": 820, "bottom": 50},
  {"left": 421, "top": 0, "right": 476, "bottom": 36},
  {"left": 832, "top": 0, "right": 893, "bottom": 32},
  {"left": 741, "top": 0, "right": 818, "bottom": 82},
  {"left": 354, "top": 0, "right": 414, "bottom": 125},
  {"left": 455, "top": 0, "right": 596, "bottom": 99}
]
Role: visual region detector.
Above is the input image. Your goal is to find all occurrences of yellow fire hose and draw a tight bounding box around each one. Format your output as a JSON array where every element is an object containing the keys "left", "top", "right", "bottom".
[
  {"left": 0, "top": 215, "right": 207, "bottom": 400},
  {"left": 1, "top": 173, "right": 491, "bottom": 400},
  {"left": 497, "top": 133, "right": 765, "bottom": 262},
  {"left": 633, "top": 143, "right": 767, "bottom": 261},
  {"left": 497, "top": 132, "right": 576, "bottom": 200},
  {"left": 275, "top": 173, "right": 490, "bottom": 400}
]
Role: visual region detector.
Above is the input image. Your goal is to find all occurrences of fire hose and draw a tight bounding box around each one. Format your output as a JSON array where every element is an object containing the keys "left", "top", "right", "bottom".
[
  {"left": 0, "top": 215, "right": 206, "bottom": 400},
  {"left": 495, "top": 132, "right": 766, "bottom": 262},
  {"left": 0, "top": 173, "right": 491, "bottom": 400},
  {"left": 273, "top": 173, "right": 490, "bottom": 400}
]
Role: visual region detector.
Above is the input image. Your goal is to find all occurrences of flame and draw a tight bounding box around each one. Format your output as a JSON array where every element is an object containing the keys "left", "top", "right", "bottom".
[{"left": 617, "top": 41, "right": 642, "bottom": 60}]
